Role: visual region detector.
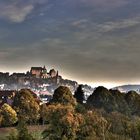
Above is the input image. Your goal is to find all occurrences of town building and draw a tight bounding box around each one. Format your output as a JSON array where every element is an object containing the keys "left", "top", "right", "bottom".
[
  {"left": 30, "top": 66, "right": 59, "bottom": 80},
  {"left": 49, "top": 69, "right": 58, "bottom": 78},
  {"left": 0, "top": 90, "right": 16, "bottom": 106},
  {"left": 30, "top": 66, "right": 48, "bottom": 79}
]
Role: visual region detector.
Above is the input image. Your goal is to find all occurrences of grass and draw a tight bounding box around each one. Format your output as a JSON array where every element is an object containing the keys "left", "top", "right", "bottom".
[
  {"left": 0, "top": 125, "right": 46, "bottom": 140},
  {"left": 0, "top": 127, "right": 15, "bottom": 140}
]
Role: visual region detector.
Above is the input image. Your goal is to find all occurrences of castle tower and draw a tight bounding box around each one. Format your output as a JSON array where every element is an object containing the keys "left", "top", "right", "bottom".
[
  {"left": 42, "top": 65, "right": 48, "bottom": 79},
  {"left": 43, "top": 65, "right": 46, "bottom": 70}
]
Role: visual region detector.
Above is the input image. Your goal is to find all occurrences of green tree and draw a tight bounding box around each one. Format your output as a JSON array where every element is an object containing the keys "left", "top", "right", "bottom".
[
  {"left": 13, "top": 89, "right": 40, "bottom": 124},
  {"left": 135, "top": 120, "right": 140, "bottom": 140},
  {"left": 0, "top": 103, "right": 18, "bottom": 127},
  {"left": 109, "top": 89, "right": 130, "bottom": 115},
  {"left": 106, "top": 112, "right": 131, "bottom": 137},
  {"left": 7, "top": 121, "right": 36, "bottom": 140},
  {"left": 87, "top": 86, "right": 117, "bottom": 112},
  {"left": 74, "top": 85, "right": 85, "bottom": 104},
  {"left": 40, "top": 103, "right": 48, "bottom": 125},
  {"left": 75, "top": 103, "right": 87, "bottom": 114},
  {"left": 125, "top": 91, "right": 140, "bottom": 116},
  {"left": 51, "top": 86, "right": 77, "bottom": 106}
]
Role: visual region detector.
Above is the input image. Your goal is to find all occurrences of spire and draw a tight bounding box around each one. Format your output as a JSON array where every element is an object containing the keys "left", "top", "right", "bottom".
[
  {"left": 43, "top": 65, "right": 46, "bottom": 70},
  {"left": 56, "top": 70, "right": 59, "bottom": 77}
]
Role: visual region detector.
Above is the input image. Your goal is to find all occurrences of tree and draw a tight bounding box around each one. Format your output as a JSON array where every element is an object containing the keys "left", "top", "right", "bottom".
[
  {"left": 74, "top": 85, "right": 85, "bottom": 104},
  {"left": 125, "top": 91, "right": 140, "bottom": 116},
  {"left": 134, "top": 120, "right": 140, "bottom": 140},
  {"left": 0, "top": 103, "right": 18, "bottom": 127},
  {"left": 7, "top": 121, "right": 36, "bottom": 140},
  {"left": 42, "top": 103, "right": 110, "bottom": 140},
  {"left": 87, "top": 86, "right": 117, "bottom": 112},
  {"left": 106, "top": 112, "right": 131, "bottom": 137},
  {"left": 17, "top": 121, "right": 36, "bottom": 140},
  {"left": 51, "top": 86, "right": 77, "bottom": 106},
  {"left": 109, "top": 89, "right": 130, "bottom": 115},
  {"left": 0, "top": 113, "right": 3, "bottom": 126},
  {"left": 42, "top": 104, "right": 83, "bottom": 140},
  {"left": 40, "top": 103, "right": 48, "bottom": 125},
  {"left": 13, "top": 89, "right": 40, "bottom": 124},
  {"left": 77, "top": 111, "right": 110, "bottom": 140}
]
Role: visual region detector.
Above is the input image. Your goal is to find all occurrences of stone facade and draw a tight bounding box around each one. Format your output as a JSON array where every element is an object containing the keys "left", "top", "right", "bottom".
[{"left": 30, "top": 66, "right": 58, "bottom": 79}]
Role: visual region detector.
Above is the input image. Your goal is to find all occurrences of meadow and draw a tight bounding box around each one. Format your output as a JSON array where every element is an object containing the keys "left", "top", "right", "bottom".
[{"left": 0, "top": 125, "right": 46, "bottom": 140}]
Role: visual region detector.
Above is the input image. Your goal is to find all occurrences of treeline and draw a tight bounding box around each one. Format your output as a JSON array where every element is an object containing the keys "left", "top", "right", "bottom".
[
  {"left": 1, "top": 86, "right": 140, "bottom": 139},
  {"left": 87, "top": 86, "right": 140, "bottom": 116}
]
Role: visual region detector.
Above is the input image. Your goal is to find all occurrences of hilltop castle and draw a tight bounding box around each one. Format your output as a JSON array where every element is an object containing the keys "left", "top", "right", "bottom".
[
  {"left": 0, "top": 66, "right": 60, "bottom": 89},
  {"left": 30, "top": 66, "right": 58, "bottom": 79}
]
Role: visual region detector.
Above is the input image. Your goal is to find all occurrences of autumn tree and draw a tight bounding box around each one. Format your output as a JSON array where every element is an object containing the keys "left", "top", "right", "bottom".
[
  {"left": 77, "top": 111, "right": 110, "bottom": 140},
  {"left": 0, "top": 103, "right": 18, "bottom": 127},
  {"left": 13, "top": 89, "right": 40, "bottom": 124},
  {"left": 51, "top": 86, "right": 77, "bottom": 106},
  {"left": 42, "top": 104, "right": 83, "bottom": 140},
  {"left": 74, "top": 85, "right": 85, "bottom": 104}
]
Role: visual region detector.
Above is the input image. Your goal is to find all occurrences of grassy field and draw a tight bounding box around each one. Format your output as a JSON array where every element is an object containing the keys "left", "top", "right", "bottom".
[{"left": 0, "top": 125, "right": 46, "bottom": 140}]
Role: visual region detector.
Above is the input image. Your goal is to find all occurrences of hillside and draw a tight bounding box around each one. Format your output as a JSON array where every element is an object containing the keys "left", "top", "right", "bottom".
[{"left": 113, "top": 85, "right": 140, "bottom": 93}]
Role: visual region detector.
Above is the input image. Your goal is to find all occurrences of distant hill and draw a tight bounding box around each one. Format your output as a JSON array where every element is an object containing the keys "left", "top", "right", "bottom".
[{"left": 113, "top": 85, "right": 140, "bottom": 93}]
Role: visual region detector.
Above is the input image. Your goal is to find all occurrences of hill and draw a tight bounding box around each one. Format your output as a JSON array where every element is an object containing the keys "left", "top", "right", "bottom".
[{"left": 113, "top": 85, "right": 140, "bottom": 93}]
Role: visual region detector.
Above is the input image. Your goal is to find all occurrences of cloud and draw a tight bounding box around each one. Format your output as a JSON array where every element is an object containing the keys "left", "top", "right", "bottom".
[
  {"left": 81, "top": 0, "right": 128, "bottom": 7},
  {"left": 0, "top": 0, "right": 48, "bottom": 23},
  {"left": 68, "top": 0, "right": 130, "bottom": 11},
  {"left": 71, "top": 16, "right": 140, "bottom": 38},
  {"left": 1, "top": 0, "right": 140, "bottom": 86},
  {"left": 97, "top": 17, "right": 140, "bottom": 33},
  {"left": 0, "top": 0, "right": 134, "bottom": 23},
  {"left": 0, "top": 4, "right": 33, "bottom": 23},
  {"left": 1, "top": 29, "right": 140, "bottom": 84}
]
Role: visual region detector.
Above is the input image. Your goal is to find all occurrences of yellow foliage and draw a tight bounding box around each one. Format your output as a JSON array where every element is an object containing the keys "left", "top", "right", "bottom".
[{"left": 1, "top": 103, "right": 18, "bottom": 126}]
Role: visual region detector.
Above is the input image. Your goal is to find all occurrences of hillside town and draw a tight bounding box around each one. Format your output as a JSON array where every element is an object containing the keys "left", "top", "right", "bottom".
[{"left": 0, "top": 66, "right": 93, "bottom": 106}]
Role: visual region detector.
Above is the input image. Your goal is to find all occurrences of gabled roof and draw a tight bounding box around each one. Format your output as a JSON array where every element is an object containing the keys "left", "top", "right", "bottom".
[
  {"left": 31, "top": 67, "right": 43, "bottom": 71},
  {"left": 0, "top": 90, "right": 16, "bottom": 97},
  {"left": 12, "top": 73, "right": 26, "bottom": 77}
]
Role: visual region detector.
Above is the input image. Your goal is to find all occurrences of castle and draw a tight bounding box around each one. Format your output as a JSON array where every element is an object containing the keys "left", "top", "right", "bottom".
[
  {"left": 0, "top": 66, "right": 60, "bottom": 89},
  {"left": 30, "top": 66, "right": 58, "bottom": 79}
]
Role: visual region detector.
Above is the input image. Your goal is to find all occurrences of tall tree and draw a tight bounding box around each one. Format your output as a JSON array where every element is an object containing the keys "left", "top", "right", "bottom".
[
  {"left": 42, "top": 104, "right": 83, "bottom": 140},
  {"left": 74, "top": 85, "right": 85, "bottom": 104},
  {"left": 13, "top": 89, "right": 40, "bottom": 124},
  {"left": 87, "top": 86, "right": 116, "bottom": 112},
  {"left": 109, "top": 89, "right": 130, "bottom": 115},
  {"left": 51, "top": 86, "right": 77, "bottom": 106},
  {"left": 125, "top": 91, "right": 140, "bottom": 116}
]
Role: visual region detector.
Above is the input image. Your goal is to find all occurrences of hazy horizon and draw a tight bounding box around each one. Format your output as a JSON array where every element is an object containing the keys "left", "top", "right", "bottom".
[
  {"left": 1, "top": 0, "right": 140, "bottom": 88},
  {"left": 1, "top": 68, "right": 140, "bottom": 89}
]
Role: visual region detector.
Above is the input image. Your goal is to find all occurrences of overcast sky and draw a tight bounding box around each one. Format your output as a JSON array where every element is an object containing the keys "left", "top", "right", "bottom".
[{"left": 0, "top": 0, "right": 140, "bottom": 88}]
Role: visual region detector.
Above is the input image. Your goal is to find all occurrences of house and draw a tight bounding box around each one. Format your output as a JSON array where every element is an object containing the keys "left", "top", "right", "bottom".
[{"left": 0, "top": 90, "right": 16, "bottom": 107}]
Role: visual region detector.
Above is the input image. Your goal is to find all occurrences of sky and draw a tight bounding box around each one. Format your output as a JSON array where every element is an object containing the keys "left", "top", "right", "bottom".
[{"left": 1, "top": 0, "right": 140, "bottom": 88}]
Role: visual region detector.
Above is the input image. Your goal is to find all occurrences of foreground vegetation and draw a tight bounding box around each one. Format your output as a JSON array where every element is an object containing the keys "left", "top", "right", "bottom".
[{"left": 1, "top": 86, "right": 140, "bottom": 139}]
